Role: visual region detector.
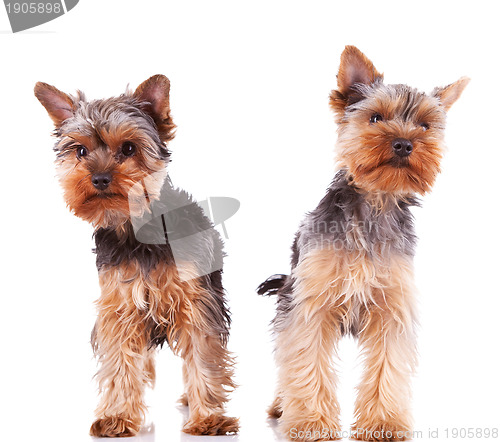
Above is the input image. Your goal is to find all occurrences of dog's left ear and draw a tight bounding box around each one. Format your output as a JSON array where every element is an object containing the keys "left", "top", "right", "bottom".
[
  {"left": 330, "top": 46, "right": 384, "bottom": 119},
  {"left": 134, "top": 75, "right": 176, "bottom": 142},
  {"left": 432, "top": 77, "right": 470, "bottom": 111}
]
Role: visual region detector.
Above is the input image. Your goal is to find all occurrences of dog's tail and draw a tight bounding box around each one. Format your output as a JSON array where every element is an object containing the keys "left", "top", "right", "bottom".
[{"left": 257, "top": 274, "right": 287, "bottom": 296}]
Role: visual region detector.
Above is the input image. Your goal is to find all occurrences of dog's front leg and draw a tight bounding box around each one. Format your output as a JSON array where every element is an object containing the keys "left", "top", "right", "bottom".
[
  {"left": 89, "top": 267, "right": 149, "bottom": 437},
  {"left": 352, "top": 258, "right": 418, "bottom": 441},
  {"left": 172, "top": 272, "right": 239, "bottom": 435}
]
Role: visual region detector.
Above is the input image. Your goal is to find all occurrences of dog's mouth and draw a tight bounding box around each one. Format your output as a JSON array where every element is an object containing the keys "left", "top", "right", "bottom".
[
  {"left": 387, "top": 157, "right": 411, "bottom": 169},
  {"left": 83, "top": 193, "right": 121, "bottom": 204}
]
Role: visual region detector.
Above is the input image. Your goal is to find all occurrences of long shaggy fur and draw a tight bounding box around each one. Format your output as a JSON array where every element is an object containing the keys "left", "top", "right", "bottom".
[
  {"left": 260, "top": 46, "right": 468, "bottom": 441},
  {"left": 35, "top": 75, "right": 238, "bottom": 437}
]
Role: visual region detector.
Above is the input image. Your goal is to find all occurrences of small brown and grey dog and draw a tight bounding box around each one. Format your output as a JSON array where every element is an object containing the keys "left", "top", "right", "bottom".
[
  {"left": 258, "top": 46, "right": 468, "bottom": 441},
  {"left": 35, "top": 75, "right": 238, "bottom": 437}
]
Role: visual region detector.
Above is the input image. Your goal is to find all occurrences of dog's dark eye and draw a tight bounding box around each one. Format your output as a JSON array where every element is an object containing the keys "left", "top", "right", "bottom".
[
  {"left": 420, "top": 123, "right": 430, "bottom": 131},
  {"left": 121, "top": 142, "right": 136, "bottom": 157},
  {"left": 370, "top": 114, "right": 383, "bottom": 123},
  {"left": 76, "top": 145, "right": 88, "bottom": 159}
]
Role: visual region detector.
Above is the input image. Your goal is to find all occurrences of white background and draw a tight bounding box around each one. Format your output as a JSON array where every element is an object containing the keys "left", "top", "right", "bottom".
[{"left": 1, "top": 1, "right": 499, "bottom": 441}]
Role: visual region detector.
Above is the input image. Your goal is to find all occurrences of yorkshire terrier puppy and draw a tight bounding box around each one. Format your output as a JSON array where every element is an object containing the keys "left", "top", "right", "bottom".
[
  {"left": 35, "top": 75, "right": 238, "bottom": 437},
  {"left": 259, "top": 46, "right": 468, "bottom": 441}
]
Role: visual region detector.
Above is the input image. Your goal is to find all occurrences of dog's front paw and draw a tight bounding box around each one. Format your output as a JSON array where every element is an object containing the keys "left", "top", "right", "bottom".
[
  {"left": 281, "top": 417, "right": 341, "bottom": 441},
  {"left": 351, "top": 421, "right": 411, "bottom": 441},
  {"left": 183, "top": 414, "right": 239, "bottom": 435},
  {"left": 90, "top": 415, "right": 140, "bottom": 438}
]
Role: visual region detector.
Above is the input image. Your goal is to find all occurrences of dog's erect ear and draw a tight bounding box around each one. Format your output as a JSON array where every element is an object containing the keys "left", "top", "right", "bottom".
[
  {"left": 134, "top": 75, "right": 175, "bottom": 142},
  {"left": 337, "top": 46, "right": 383, "bottom": 95},
  {"left": 432, "top": 77, "right": 470, "bottom": 111},
  {"left": 330, "top": 46, "right": 383, "bottom": 118},
  {"left": 34, "top": 82, "right": 75, "bottom": 127},
  {"left": 134, "top": 74, "right": 171, "bottom": 120}
]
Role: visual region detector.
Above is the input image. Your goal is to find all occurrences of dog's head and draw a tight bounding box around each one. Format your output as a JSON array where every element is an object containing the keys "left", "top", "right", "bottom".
[
  {"left": 330, "top": 46, "right": 469, "bottom": 195},
  {"left": 35, "top": 75, "right": 175, "bottom": 229}
]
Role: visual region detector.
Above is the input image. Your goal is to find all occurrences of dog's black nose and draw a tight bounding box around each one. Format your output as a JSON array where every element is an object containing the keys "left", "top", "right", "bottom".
[
  {"left": 392, "top": 138, "right": 413, "bottom": 157},
  {"left": 91, "top": 172, "right": 112, "bottom": 190}
]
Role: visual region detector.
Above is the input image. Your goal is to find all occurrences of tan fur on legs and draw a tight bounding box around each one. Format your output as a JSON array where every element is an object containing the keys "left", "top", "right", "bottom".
[
  {"left": 178, "top": 362, "right": 189, "bottom": 406},
  {"left": 274, "top": 248, "right": 417, "bottom": 441},
  {"left": 145, "top": 263, "right": 238, "bottom": 435},
  {"left": 179, "top": 389, "right": 189, "bottom": 407},
  {"left": 179, "top": 324, "right": 239, "bottom": 435},
  {"left": 352, "top": 256, "right": 418, "bottom": 441},
  {"left": 147, "top": 263, "right": 238, "bottom": 435},
  {"left": 275, "top": 307, "right": 342, "bottom": 441},
  {"left": 90, "top": 264, "right": 149, "bottom": 437},
  {"left": 144, "top": 349, "right": 156, "bottom": 389},
  {"left": 145, "top": 262, "right": 238, "bottom": 435},
  {"left": 90, "top": 261, "right": 238, "bottom": 436},
  {"left": 275, "top": 249, "right": 348, "bottom": 441}
]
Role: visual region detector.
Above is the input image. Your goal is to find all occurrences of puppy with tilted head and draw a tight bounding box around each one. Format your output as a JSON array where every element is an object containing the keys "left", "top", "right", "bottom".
[
  {"left": 35, "top": 75, "right": 238, "bottom": 437},
  {"left": 258, "top": 46, "right": 468, "bottom": 441}
]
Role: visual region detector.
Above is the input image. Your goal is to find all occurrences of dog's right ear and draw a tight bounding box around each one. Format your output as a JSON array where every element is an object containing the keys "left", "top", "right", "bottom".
[
  {"left": 34, "top": 82, "right": 75, "bottom": 127},
  {"left": 330, "top": 46, "right": 383, "bottom": 118}
]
